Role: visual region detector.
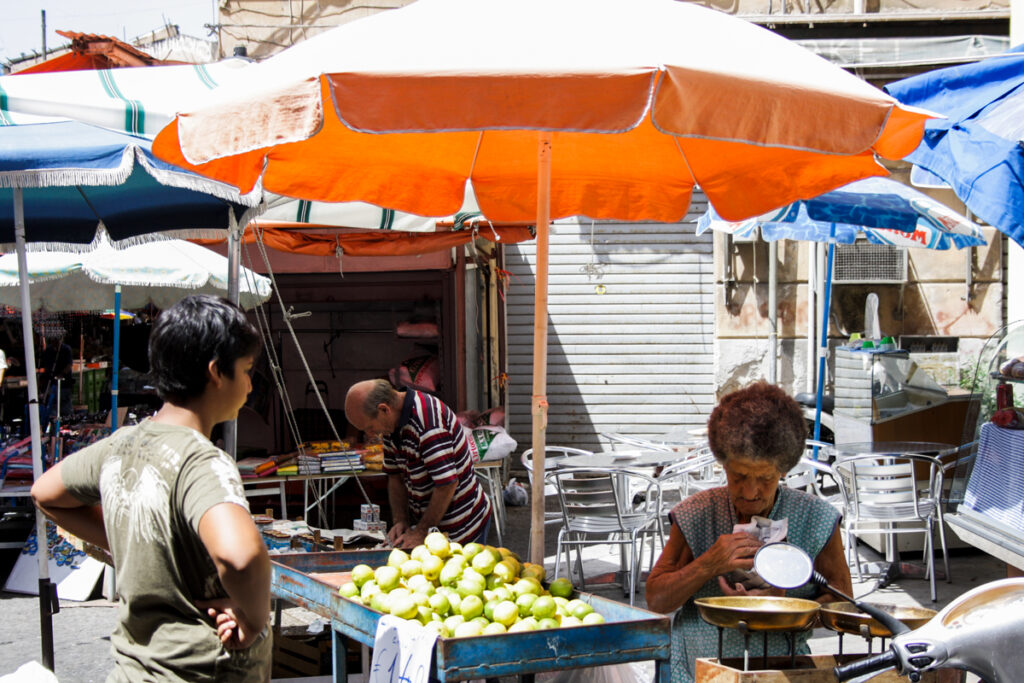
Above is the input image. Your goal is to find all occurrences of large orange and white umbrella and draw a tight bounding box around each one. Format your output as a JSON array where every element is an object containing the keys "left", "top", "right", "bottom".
[{"left": 154, "top": 0, "right": 932, "bottom": 563}]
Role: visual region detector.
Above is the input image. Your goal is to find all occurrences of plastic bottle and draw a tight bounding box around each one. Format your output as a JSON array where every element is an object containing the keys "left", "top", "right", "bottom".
[{"left": 860, "top": 340, "right": 876, "bottom": 352}]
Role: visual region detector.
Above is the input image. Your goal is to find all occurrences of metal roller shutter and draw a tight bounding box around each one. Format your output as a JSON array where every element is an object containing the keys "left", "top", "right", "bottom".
[{"left": 505, "top": 199, "right": 715, "bottom": 453}]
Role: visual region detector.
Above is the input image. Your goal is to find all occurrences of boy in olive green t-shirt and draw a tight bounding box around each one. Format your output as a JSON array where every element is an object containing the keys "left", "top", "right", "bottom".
[{"left": 32, "top": 295, "right": 271, "bottom": 682}]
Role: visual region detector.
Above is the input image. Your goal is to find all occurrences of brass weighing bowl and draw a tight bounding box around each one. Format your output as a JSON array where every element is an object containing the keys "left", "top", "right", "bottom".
[
  {"left": 694, "top": 596, "right": 821, "bottom": 631},
  {"left": 820, "top": 602, "right": 936, "bottom": 638}
]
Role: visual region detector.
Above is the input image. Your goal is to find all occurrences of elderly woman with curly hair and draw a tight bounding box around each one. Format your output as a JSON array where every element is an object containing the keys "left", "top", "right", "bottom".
[{"left": 646, "top": 382, "right": 851, "bottom": 682}]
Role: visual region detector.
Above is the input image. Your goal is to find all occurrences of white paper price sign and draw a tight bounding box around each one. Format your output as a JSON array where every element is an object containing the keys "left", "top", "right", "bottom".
[{"left": 369, "top": 615, "right": 438, "bottom": 683}]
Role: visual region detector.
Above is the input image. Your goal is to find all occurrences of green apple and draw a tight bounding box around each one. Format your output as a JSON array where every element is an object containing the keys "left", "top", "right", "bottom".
[
  {"left": 459, "top": 594, "right": 484, "bottom": 620},
  {"left": 339, "top": 582, "right": 359, "bottom": 599},
  {"left": 471, "top": 549, "right": 498, "bottom": 576},
  {"left": 492, "top": 586, "right": 513, "bottom": 602},
  {"left": 482, "top": 622, "right": 507, "bottom": 635},
  {"left": 531, "top": 595, "right": 557, "bottom": 620},
  {"left": 492, "top": 560, "right": 518, "bottom": 584},
  {"left": 400, "top": 559, "right": 423, "bottom": 578},
  {"left": 453, "top": 620, "right": 484, "bottom": 638},
  {"left": 428, "top": 592, "right": 451, "bottom": 616},
  {"left": 461, "top": 567, "right": 486, "bottom": 586},
  {"left": 351, "top": 564, "right": 375, "bottom": 588},
  {"left": 521, "top": 563, "right": 546, "bottom": 583},
  {"left": 448, "top": 542, "right": 463, "bottom": 555},
  {"left": 407, "top": 574, "right": 433, "bottom": 594},
  {"left": 360, "top": 580, "right": 381, "bottom": 600},
  {"left": 561, "top": 615, "right": 582, "bottom": 627},
  {"left": 425, "top": 621, "right": 448, "bottom": 638},
  {"left": 410, "top": 545, "right": 432, "bottom": 563},
  {"left": 568, "top": 599, "right": 594, "bottom": 620},
  {"left": 461, "top": 542, "right": 484, "bottom": 561},
  {"left": 582, "top": 612, "right": 606, "bottom": 625},
  {"left": 443, "top": 614, "right": 465, "bottom": 633},
  {"left": 456, "top": 577, "right": 485, "bottom": 599},
  {"left": 508, "top": 617, "right": 538, "bottom": 632},
  {"left": 472, "top": 616, "right": 490, "bottom": 628},
  {"left": 375, "top": 565, "right": 402, "bottom": 592},
  {"left": 511, "top": 578, "right": 542, "bottom": 598},
  {"left": 548, "top": 577, "right": 574, "bottom": 599},
  {"left": 411, "top": 591, "right": 430, "bottom": 608},
  {"left": 370, "top": 591, "right": 391, "bottom": 614},
  {"left": 491, "top": 600, "right": 519, "bottom": 627},
  {"left": 421, "top": 554, "right": 444, "bottom": 581},
  {"left": 389, "top": 589, "right": 418, "bottom": 620},
  {"left": 439, "top": 561, "right": 464, "bottom": 587},
  {"left": 388, "top": 548, "right": 411, "bottom": 569},
  {"left": 483, "top": 598, "right": 500, "bottom": 621},
  {"left": 515, "top": 593, "right": 538, "bottom": 618},
  {"left": 416, "top": 605, "right": 434, "bottom": 625},
  {"left": 424, "top": 531, "right": 450, "bottom": 558},
  {"left": 537, "top": 617, "right": 560, "bottom": 630}
]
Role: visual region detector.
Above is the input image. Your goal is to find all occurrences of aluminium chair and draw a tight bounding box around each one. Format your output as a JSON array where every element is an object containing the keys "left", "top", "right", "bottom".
[
  {"left": 657, "top": 445, "right": 719, "bottom": 523},
  {"left": 833, "top": 452, "right": 951, "bottom": 602},
  {"left": 521, "top": 446, "right": 594, "bottom": 525},
  {"left": 545, "top": 466, "right": 662, "bottom": 605}
]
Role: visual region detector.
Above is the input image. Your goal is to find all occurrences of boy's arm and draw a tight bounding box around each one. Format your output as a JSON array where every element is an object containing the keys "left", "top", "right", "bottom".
[
  {"left": 30, "top": 461, "right": 109, "bottom": 550},
  {"left": 197, "top": 503, "right": 271, "bottom": 649}
]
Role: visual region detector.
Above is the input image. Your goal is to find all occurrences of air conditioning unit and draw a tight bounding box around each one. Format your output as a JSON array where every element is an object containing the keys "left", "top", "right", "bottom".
[{"left": 832, "top": 242, "right": 907, "bottom": 284}]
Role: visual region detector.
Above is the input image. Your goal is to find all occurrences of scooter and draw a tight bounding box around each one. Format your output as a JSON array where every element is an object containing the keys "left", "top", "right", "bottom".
[
  {"left": 794, "top": 391, "right": 835, "bottom": 444},
  {"left": 754, "top": 543, "right": 1024, "bottom": 682}
]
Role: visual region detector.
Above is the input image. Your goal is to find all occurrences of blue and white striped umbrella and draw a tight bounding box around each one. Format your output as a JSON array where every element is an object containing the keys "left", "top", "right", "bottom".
[{"left": 697, "top": 177, "right": 986, "bottom": 251}]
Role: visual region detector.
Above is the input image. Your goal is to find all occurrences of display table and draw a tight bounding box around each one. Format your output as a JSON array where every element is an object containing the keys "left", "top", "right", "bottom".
[
  {"left": 243, "top": 470, "right": 385, "bottom": 523},
  {"left": 946, "top": 423, "right": 1024, "bottom": 572}
]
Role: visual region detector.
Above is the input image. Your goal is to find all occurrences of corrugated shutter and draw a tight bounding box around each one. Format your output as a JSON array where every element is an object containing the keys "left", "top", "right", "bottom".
[{"left": 505, "top": 198, "right": 715, "bottom": 453}]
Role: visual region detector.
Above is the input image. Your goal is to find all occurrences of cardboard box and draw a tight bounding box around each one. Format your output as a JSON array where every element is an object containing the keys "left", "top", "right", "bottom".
[{"left": 696, "top": 655, "right": 953, "bottom": 682}]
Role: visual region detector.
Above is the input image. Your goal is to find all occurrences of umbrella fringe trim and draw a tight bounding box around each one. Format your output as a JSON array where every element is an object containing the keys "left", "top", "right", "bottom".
[
  {"left": 135, "top": 149, "right": 263, "bottom": 208},
  {"left": 0, "top": 164, "right": 133, "bottom": 189}
]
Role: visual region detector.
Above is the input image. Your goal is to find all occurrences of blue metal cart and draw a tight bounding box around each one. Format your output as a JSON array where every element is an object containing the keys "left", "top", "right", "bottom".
[{"left": 271, "top": 550, "right": 671, "bottom": 682}]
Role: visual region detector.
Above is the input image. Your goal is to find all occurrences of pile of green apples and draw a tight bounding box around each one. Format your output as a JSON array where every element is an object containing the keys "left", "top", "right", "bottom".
[{"left": 338, "top": 531, "right": 607, "bottom": 638}]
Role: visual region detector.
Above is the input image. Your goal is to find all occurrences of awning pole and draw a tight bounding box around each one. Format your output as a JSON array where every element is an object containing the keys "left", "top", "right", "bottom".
[
  {"left": 224, "top": 209, "right": 241, "bottom": 458},
  {"left": 111, "top": 285, "right": 121, "bottom": 430},
  {"left": 529, "top": 134, "right": 552, "bottom": 566},
  {"left": 14, "top": 187, "right": 56, "bottom": 671},
  {"left": 812, "top": 236, "right": 836, "bottom": 450}
]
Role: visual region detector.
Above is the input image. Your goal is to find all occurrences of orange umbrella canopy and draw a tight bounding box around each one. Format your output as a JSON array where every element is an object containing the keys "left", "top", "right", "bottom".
[{"left": 154, "top": 0, "right": 931, "bottom": 224}]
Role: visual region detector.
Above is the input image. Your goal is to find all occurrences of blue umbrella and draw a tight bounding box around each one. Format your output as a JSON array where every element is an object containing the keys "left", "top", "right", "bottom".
[
  {"left": 0, "top": 119, "right": 260, "bottom": 672},
  {"left": 698, "top": 177, "right": 986, "bottom": 446},
  {"left": 884, "top": 45, "right": 1024, "bottom": 249}
]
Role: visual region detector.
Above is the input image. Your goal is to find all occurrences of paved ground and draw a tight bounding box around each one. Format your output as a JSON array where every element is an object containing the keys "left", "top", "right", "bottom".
[{"left": 0, "top": 493, "right": 1009, "bottom": 681}]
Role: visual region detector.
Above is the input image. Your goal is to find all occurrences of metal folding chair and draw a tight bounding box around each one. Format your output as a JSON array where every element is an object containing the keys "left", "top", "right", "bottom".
[{"left": 546, "top": 466, "right": 662, "bottom": 605}]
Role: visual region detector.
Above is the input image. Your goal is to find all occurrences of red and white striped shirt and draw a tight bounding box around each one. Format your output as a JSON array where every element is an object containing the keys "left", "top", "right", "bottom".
[{"left": 383, "top": 390, "right": 491, "bottom": 543}]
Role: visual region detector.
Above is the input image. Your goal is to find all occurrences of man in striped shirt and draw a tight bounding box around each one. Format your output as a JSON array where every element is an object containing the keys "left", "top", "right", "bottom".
[{"left": 345, "top": 379, "right": 492, "bottom": 548}]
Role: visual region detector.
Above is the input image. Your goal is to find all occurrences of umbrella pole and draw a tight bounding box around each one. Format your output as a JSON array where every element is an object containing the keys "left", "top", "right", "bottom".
[
  {"left": 14, "top": 188, "right": 56, "bottom": 671},
  {"left": 812, "top": 240, "right": 835, "bottom": 446},
  {"left": 224, "top": 210, "right": 241, "bottom": 457},
  {"left": 529, "top": 134, "right": 552, "bottom": 566},
  {"left": 111, "top": 285, "right": 120, "bottom": 430}
]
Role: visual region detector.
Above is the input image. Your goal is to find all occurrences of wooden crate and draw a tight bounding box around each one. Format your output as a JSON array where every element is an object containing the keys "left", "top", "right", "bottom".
[
  {"left": 273, "top": 634, "right": 330, "bottom": 678},
  {"left": 696, "top": 655, "right": 957, "bottom": 682}
]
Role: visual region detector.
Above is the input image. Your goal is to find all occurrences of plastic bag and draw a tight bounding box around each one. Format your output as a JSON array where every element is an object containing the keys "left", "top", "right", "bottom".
[
  {"left": 472, "top": 425, "right": 517, "bottom": 462},
  {"left": 549, "top": 662, "right": 640, "bottom": 683},
  {"left": 503, "top": 478, "right": 528, "bottom": 507}
]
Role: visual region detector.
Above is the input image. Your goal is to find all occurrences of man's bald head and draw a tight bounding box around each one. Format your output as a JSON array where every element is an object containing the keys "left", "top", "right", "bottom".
[{"left": 345, "top": 379, "right": 401, "bottom": 436}]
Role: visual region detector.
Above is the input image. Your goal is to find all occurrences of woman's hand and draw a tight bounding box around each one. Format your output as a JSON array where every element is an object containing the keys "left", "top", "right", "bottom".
[
  {"left": 701, "top": 532, "right": 763, "bottom": 576},
  {"left": 717, "top": 575, "right": 783, "bottom": 597}
]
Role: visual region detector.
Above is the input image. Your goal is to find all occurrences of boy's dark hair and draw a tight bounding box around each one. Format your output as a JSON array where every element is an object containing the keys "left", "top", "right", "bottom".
[{"left": 148, "top": 295, "right": 261, "bottom": 404}]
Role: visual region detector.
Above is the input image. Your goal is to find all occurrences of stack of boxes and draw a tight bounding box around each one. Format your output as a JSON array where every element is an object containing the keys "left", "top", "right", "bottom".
[{"left": 353, "top": 503, "right": 387, "bottom": 533}]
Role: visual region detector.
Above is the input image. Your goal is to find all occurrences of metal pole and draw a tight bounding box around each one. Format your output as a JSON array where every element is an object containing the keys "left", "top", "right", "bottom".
[
  {"left": 768, "top": 239, "right": 777, "bottom": 384},
  {"left": 813, "top": 238, "right": 835, "bottom": 444},
  {"left": 529, "top": 134, "right": 552, "bottom": 566},
  {"left": 14, "top": 188, "right": 56, "bottom": 671},
  {"left": 224, "top": 209, "right": 241, "bottom": 457},
  {"left": 806, "top": 242, "right": 817, "bottom": 393},
  {"left": 111, "top": 285, "right": 121, "bottom": 430}
]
